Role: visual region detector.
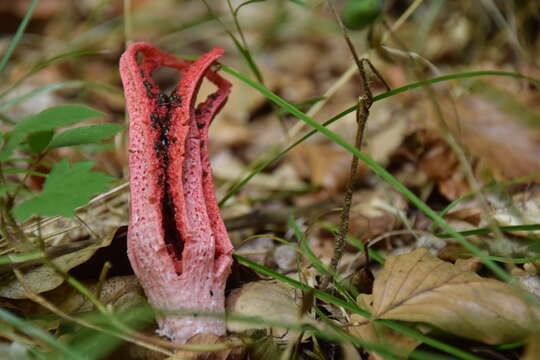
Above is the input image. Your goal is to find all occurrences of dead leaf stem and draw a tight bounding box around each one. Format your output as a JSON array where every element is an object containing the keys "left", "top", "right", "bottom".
[
  {"left": 321, "top": 1, "right": 390, "bottom": 290},
  {"left": 322, "top": 96, "right": 369, "bottom": 290}
]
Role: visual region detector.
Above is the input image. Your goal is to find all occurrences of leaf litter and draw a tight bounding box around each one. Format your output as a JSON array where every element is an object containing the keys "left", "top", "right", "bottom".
[
  {"left": 351, "top": 248, "right": 540, "bottom": 346},
  {"left": 1, "top": 0, "right": 540, "bottom": 359}
]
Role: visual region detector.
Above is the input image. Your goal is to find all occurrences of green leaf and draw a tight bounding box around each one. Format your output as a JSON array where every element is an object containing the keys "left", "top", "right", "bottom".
[
  {"left": 0, "top": 105, "right": 103, "bottom": 160},
  {"left": 12, "top": 105, "right": 103, "bottom": 134},
  {"left": 341, "top": 0, "right": 384, "bottom": 30},
  {"left": 13, "top": 159, "right": 114, "bottom": 221},
  {"left": 0, "top": 308, "right": 85, "bottom": 360},
  {"left": 289, "top": 0, "right": 309, "bottom": 7},
  {"left": 27, "top": 130, "right": 53, "bottom": 153},
  {"left": 234, "top": 0, "right": 266, "bottom": 16},
  {"left": 0, "top": 184, "right": 16, "bottom": 196},
  {"left": 49, "top": 123, "right": 123, "bottom": 148}
]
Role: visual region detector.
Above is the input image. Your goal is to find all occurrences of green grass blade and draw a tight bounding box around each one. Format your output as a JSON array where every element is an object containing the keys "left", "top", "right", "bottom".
[
  {"left": 234, "top": 0, "right": 267, "bottom": 17},
  {"left": 203, "top": 1, "right": 264, "bottom": 84},
  {"left": 0, "top": 49, "right": 103, "bottom": 99},
  {"left": 0, "top": 308, "right": 85, "bottom": 360},
  {"left": 471, "top": 254, "right": 540, "bottom": 264},
  {"left": 314, "top": 307, "right": 406, "bottom": 360},
  {"left": 289, "top": 0, "right": 309, "bottom": 7},
  {"left": 430, "top": 173, "right": 540, "bottom": 232},
  {"left": 235, "top": 255, "right": 483, "bottom": 360},
  {"left": 0, "top": 81, "right": 78, "bottom": 111},
  {"left": 436, "top": 224, "right": 540, "bottom": 239},
  {"left": 288, "top": 217, "right": 358, "bottom": 302},
  {"left": 0, "top": 0, "right": 39, "bottom": 76},
  {"left": 174, "top": 309, "right": 405, "bottom": 359},
  {"left": 374, "top": 70, "right": 540, "bottom": 100},
  {"left": 219, "top": 68, "right": 540, "bottom": 206},
  {"left": 322, "top": 222, "right": 386, "bottom": 264},
  {"left": 232, "top": 36, "right": 264, "bottom": 84},
  {"left": 224, "top": 65, "right": 517, "bottom": 283},
  {"left": 0, "top": 80, "right": 120, "bottom": 111},
  {"left": 410, "top": 350, "right": 461, "bottom": 360}
]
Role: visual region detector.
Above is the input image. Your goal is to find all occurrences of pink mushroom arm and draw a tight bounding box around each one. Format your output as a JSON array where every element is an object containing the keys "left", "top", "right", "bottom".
[{"left": 119, "top": 42, "right": 233, "bottom": 344}]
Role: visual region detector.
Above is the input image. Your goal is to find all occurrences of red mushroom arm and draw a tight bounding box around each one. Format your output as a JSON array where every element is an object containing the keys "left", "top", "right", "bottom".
[{"left": 119, "top": 42, "right": 233, "bottom": 344}]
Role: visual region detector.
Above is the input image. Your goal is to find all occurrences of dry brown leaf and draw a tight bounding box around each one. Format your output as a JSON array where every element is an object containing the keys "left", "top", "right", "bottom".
[
  {"left": 438, "top": 171, "right": 469, "bottom": 201},
  {"left": 349, "top": 295, "right": 421, "bottom": 360},
  {"left": 418, "top": 140, "right": 469, "bottom": 201},
  {"left": 225, "top": 280, "right": 306, "bottom": 337},
  {"left": 419, "top": 141, "right": 456, "bottom": 180},
  {"left": 0, "top": 228, "right": 117, "bottom": 299},
  {"left": 444, "top": 96, "right": 540, "bottom": 180},
  {"left": 290, "top": 142, "right": 367, "bottom": 193},
  {"left": 56, "top": 275, "right": 144, "bottom": 314},
  {"left": 350, "top": 186, "right": 406, "bottom": 239},
  {"left": 168, "top": 334, "right": 241, "bottom": 360},
  {"left": 367, "top": 115, "right": 408, "bottom": 167},
  {"left": 362, "top": 248, "right": 540, "bottom": 344}
]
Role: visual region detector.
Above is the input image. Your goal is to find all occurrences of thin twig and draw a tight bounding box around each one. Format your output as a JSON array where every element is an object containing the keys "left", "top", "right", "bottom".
[
  {"left": 123, "top": 0, "right": 133, "bottom": 45},
  {"left": 320, "top": 1, "right": 390, "bottom": 290},
  {"left": 321, "top": 95, "right": 369, "bottom": 290},
  {"left": 203, "top": 0, "right": 264, "bottom": 84},
  {"left": 326, "top": 1, "right": 369, "bottom": 94},
  {"left": 94, "top": 261, "right": 112, "bottom": 304}
]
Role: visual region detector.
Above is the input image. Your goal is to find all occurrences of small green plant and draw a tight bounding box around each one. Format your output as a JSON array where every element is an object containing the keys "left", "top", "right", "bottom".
[
  {"left": 341, "top": 0, "right": 384, "bottom": 30},
  {"left": 0, "top": 104, "right": 121, "bottom": 227}
]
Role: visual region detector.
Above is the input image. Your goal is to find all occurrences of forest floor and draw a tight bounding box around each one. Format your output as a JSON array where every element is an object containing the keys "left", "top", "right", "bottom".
[{"left": 1, "top": 1, "right": 540, "bottom": 359}]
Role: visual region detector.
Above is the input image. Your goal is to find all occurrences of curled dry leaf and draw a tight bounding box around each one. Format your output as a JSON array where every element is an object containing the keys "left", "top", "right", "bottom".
[
  {"left": 353, "top": 248, "right": 540, "bottom": 344},
  {"left": 226, "top": 280, "right": 309, "bottom": 338},
  {"left": 0, "top": 227, "right": 117, "bottom": 299},
  {"left": 57, "top": 275, "right": 144, "bottom": 314}
]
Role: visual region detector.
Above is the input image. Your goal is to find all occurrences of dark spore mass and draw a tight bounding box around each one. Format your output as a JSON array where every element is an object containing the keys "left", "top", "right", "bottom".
[{"left": 142, "top": 75, "right": 185, "bottom": 270}]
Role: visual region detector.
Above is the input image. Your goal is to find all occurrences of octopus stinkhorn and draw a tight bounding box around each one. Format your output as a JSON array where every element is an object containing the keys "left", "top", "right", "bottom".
[{"left": 119, "top": 42, "right": 233, "bottom": 344}]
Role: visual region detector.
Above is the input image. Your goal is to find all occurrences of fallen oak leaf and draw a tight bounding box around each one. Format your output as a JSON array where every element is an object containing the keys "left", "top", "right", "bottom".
[
  {"left": 349, "top": 294, "right": 421, "bottom": 360},
  {"left": 357, "top": 248, "right": 540, "bottom": 344}
]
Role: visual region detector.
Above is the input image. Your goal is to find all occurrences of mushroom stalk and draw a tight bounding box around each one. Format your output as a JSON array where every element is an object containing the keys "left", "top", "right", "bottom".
[{"left": 119, "top": 42, "right": 233, "bottom": 344}]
